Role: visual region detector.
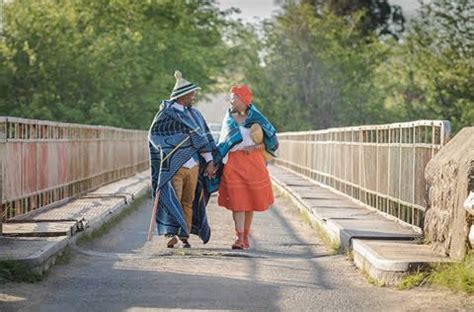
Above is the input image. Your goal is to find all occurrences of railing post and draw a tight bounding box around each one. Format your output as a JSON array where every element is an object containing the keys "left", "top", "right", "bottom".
[
  {"left": 375, "top": 127, "right": 379, "bottom": 211},
  {"left": 358, "top": 127, "right": 362, "bottom": 202},
  {"left": 0, "top": 117, "right": 6, "bottom": 235}
]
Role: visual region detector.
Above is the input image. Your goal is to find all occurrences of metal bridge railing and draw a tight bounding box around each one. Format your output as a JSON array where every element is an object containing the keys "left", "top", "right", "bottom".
[
  {"left": 274, "top": 120, "right": 450, "bottom": 230},
  {"left": 0, "top": 117, "right": 149, "bottom": 224}
]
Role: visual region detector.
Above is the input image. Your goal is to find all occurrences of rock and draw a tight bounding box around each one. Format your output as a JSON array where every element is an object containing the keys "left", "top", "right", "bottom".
[{"left": 424, "top": 127, "right": 474, "bottom": 260}]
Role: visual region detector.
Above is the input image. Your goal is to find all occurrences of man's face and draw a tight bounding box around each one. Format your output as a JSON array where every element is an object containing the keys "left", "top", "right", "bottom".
[{"left": 176, "top": 91, "right": 196, "bottom": 107}]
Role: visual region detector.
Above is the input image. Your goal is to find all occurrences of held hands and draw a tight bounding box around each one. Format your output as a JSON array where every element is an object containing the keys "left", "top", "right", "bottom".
[
  {"left": 204, "top": 162, "right": 218, "bottom": 179},
  {"left": 202, "top": 144, "right": 265, "bottom": 179}
]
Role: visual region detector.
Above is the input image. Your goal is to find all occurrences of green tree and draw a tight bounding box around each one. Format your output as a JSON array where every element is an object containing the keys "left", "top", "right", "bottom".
[
  {"left": 375, "top": 0, "right": 474, "bottom": 132},
  {"left": 0, "top": 0, "right": 233, "bottom": 129},
  {"left": 236, "top": 3, "right": 389, "bottom": 131},
  {"left": 278, "top": 0, "right": 405, "bottom": 39}
]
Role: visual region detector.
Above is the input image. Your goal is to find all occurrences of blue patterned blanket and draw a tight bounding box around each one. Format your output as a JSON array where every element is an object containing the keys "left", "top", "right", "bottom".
[{"left": 148, "top": 100, "right": 216, "bottom": 243}]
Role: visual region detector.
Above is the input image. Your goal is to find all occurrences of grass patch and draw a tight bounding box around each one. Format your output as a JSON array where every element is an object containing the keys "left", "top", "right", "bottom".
[
  {"left": 309, "top": 217, "right": 342, "bottom": 254},
  {"left": 293, "top": 199, "right": 341, "bottom": 253},
  {"left": 346, "top": 250, "right": 354, "bottom": 261},
  {"left": 398, "top": 269, "right": 429, "bottom": 290},
  {"left": 367, "top": 275, "right": 385, "bottom": 287},
  {"left": 429, "top": 253, "right": 474, "bottom": 294},
  {"left": 360, "top": 267, "right": 385, "bottom": 287},
  {"left": 397, "top": 253, "right": 473, "bottom": 294},
  {"left": 175, "top": 250, "right": 187, "bottom": 256},
  {"left": 0, "top": 261, "right": 43, "bottom": 283},
  {"left": 77, "top": 193, "right": 148, "bottom": 245}
]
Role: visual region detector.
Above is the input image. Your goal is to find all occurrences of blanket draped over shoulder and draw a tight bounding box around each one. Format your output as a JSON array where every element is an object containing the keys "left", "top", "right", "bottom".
[
  {"left": 207, "top": 104, "right": 279, "bottom": 192},
  {"left": 148, "top": 100, "right": 216, "bottom": 243}
]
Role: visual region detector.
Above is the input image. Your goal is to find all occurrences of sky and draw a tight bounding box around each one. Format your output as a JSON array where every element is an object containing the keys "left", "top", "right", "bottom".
[
  {"left": 391, "top": 0, "right": 421, "bottom": 16},
  {"left": 217, "top": 0, "right": 421, "bottom": 23},
  {"left": 217, "top": 0, "right": 281, "bottom": 23}
]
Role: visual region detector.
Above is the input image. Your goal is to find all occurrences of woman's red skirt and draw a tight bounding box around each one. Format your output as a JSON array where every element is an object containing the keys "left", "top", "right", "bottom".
[{"left": 218, "top": 149, "right": 274, "bottom": 212}]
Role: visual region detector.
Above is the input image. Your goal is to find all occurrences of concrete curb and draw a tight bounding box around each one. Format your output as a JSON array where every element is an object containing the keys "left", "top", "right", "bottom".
[
  {"left": 270, "top": 168, "right": 450, "bottom": 286},
  {"left": 21, "top": 237, "right": 70, "bottom": 273},
  {"left": 352, "top": 239, "right": 414, "bottom": 272},
  {"left": 1, "top": 177, "right": 150, "bottom": 275},
  {"left": 68, "top": 186, "right": 150, "bottom": 245},
  {"left": 271, "top": 176, "right": 341, "bottom": 247},
  {"left": 351, "top": 242, "right": 407, "bottom": 286},
  {"left": 271, "top": 177, "right": 407, "bottom": 285}
]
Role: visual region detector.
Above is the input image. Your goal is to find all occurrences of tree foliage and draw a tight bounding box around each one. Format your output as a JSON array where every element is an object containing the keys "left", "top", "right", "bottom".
[
  {"left": 0, "top": 0, "right": 233, "bottom": 129},
  {"left": 279, "top": 0, "right": 405, "bottom": 39},
  {"left": 375, "top": 0, "right": 474, "bottom": 132},
  {"left": 236, "top": 3, "right": 391, "bottom": 131},
  {"left": 238, "top": 0, "right": 472, "bottom": 132},
  {"left": 1, "top": 0, "right": 471, "bottom": 133}
]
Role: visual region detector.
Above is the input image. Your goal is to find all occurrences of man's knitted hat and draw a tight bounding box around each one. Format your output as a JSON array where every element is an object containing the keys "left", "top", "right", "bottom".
[{"left": 170, "top": 70, "right": 201, "bottom": 101}]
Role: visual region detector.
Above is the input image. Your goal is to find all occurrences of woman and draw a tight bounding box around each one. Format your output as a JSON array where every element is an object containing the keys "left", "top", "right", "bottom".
[{"left": 214, "top": 84, "right": 278, "bottom": 249}]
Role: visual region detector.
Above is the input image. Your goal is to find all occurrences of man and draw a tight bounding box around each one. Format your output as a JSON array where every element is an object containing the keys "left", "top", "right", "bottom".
[{"left": 148, "top": 70, "right": 216, "bottom": 248}]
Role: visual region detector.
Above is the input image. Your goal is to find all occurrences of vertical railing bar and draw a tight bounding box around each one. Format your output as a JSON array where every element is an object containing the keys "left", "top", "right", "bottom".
[
  {"left": 387, "top": 127, "right": 391, "bottom": 216},
  {"left": 344, "top": 131, "right": 347, "bottom": 195},
  {"left": 376, "top": 127, "right": 379, "bottom": 211},
  {"left": 398, "top": 125, "right": 402, "bottom": 219},
  {"left": 359, "top": 127, "right": 362, "bottom": 202},
  {"left": 440, "top": 122, "right": 446, "bottom": 147},
  {"left": 431, "top": 122, "right": 436, "bottom": 158},
  {"left": 412, "top": 124, "right": 416, "bottom": 225},
  {"left": 352, "top": 130, "right": 355, "bottom": 198}
]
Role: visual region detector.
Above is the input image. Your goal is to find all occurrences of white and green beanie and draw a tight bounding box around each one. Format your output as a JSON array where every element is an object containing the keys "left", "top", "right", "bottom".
[{"left": 170, "top": 70, "right": 201, "bottom": 101}]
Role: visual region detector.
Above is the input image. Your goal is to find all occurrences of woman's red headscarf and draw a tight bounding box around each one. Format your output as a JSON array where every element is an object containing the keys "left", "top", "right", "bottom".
[{"left": 230, "top": 84, "right": 252, "bottom": 106}]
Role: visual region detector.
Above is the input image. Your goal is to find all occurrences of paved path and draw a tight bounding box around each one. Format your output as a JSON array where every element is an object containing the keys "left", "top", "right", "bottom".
[{"left": 1, "top": 194, "right": 471, "bottom": 311}]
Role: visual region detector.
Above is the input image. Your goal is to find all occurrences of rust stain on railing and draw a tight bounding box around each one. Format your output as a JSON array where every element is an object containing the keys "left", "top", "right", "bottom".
[
  {"left": 275, "top": 120, "right": 451, "bottom": 230},
  {"left": 0, "top": 117, "right": 149, "bottom": 222}
]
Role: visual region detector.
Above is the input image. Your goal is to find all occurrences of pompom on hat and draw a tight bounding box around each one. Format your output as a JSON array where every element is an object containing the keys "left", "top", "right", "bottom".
[
  {"left": 170, "top": 70, "right": 201, "bottom": 101},
  {"left": 230, "top": 84, "right": 252, "bottom": 106}
]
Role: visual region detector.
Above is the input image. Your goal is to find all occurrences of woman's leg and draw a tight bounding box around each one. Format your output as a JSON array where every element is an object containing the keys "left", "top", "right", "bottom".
[
  {"left": 232, "top": 212, "right": 245, "bottom": 249},
  {"left": 243, "top": 212, "right": 253, "bottom": 249},
  {"left": 244, "top": 212, "right": 253, "bottom": 231},
  {"left": 232, "top": 212, "right": 245, "bottom": 233}
]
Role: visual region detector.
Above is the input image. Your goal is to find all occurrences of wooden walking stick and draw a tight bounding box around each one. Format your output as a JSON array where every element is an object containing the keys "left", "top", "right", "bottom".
[
  {"left": 147, "top": 187, "right": 160, "bottom": 241},
  {"left": 147, "top": 145, "right": 163, "bottom": 241},
  {"left": 146, "top": 128, "right": 199, "bottom": 241}
]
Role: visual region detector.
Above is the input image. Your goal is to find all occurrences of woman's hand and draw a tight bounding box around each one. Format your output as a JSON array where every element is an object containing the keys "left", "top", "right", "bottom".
[
  {"left": 204, "top": 162, "right": 217, "bottom": 178},
  {"left": 243, "top": 144, "right": 265, "bottom": 154}
]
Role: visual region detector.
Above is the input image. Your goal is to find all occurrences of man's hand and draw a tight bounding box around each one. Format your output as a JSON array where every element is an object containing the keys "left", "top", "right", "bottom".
[{"left": 204, "top": 162, "right": 217, "bottom": 178}]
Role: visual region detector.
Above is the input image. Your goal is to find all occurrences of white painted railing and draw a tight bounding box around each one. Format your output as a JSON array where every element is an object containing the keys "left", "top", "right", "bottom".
[
  {"left": 0, "top": 117, "right": 149, "bottom": 226},
  {"left": 275, "top": 120, "right": 451, "bottom": 229}
]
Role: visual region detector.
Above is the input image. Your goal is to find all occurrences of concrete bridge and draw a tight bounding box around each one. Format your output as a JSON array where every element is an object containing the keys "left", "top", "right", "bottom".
[{"left": 0, "top": 115, "right": 473, "bottom": 310}]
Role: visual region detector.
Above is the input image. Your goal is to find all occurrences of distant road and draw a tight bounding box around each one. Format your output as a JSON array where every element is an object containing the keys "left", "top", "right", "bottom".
[{"left": 196, "top": 93, "right": 228, "bottom": 125}]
